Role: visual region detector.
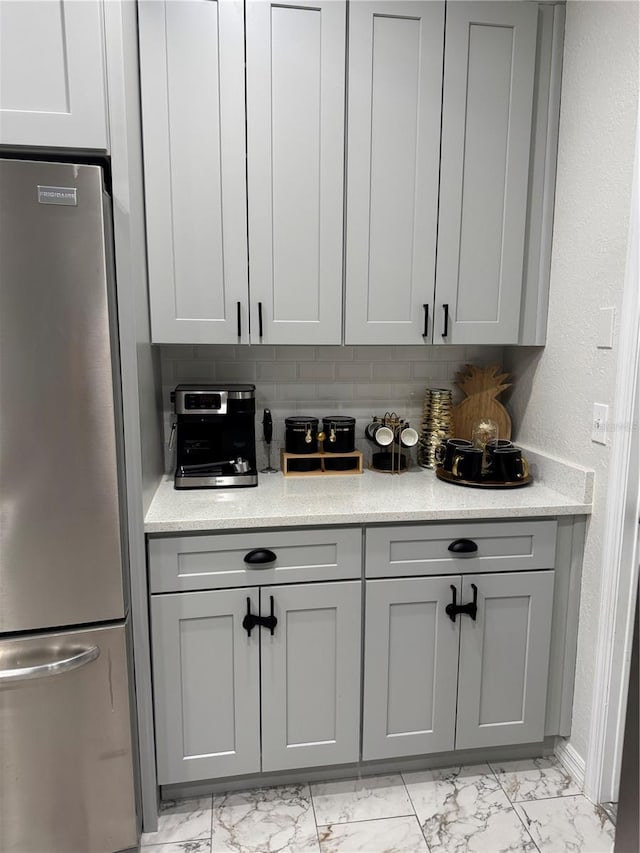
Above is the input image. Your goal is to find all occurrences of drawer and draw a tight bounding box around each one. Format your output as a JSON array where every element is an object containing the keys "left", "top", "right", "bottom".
[
  {"left": 148, "top": 528, "right": 362, "bottom": 592},
  {"left": 365, "top": 520, "right": 557, "bottom": 578}
]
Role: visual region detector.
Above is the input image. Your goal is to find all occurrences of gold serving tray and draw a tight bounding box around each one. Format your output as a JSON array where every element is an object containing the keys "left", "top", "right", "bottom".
[{"left": 436, "top": 467, "right": 532, "bottom": 489}]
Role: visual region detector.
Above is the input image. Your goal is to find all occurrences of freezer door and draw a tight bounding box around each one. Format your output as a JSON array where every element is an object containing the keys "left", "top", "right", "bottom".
[
  {"left": 0, "top": 159, "right": 125, "bottom": 632},
  {"left": 0, "top": 623, "right": 137, "bottom": 853}
]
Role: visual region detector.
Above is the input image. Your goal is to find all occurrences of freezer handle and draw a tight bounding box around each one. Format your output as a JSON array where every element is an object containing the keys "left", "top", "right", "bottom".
[{"left": 0, "top": 645, "right": 100, "bottom": 684}]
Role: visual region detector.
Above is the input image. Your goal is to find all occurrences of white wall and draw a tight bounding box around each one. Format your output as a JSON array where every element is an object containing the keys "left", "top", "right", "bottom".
[{"left": 505, "top": 0, "right": 639, "bottom": 765}]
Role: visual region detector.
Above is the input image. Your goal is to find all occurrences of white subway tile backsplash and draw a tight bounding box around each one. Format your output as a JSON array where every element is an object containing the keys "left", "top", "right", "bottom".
[
  {"left": 174, "top": 361, "right": 215, "bottom": 382},
  {"left": 336, "top": 362, "right": 373, "bottom": 380},
  {"left": 316, "top": 383, "right": 355, "bottom": 401},
  {"left": 236, "top": 345, "right": 276, "bottom": 361},
  {"left": 159, "top": 343, "right": 506, "bottom": 473},
  {"left": 372, "top": 361, "right": 411, "bottom": 380},
  {"left": 275, "top": 346, "right": 315, "bottom": 361},
  {"left": 298, "top": 362, "right": 336, "bottom": 381},
  {"left": 315, "top": 345, "right": 355, "bottom": 361},
  {"left": 257, "top": 361, "right": 297, "bottom": 381},
  {"left": 215, "top": 361, "right": 257, "bottom": 382}
]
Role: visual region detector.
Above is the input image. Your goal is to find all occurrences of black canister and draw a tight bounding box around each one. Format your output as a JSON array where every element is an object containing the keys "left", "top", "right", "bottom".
[
  {"left": 285, "top": 416, "right": 320, "bottom": 471},
  {"left": 322, "top": 416, "right": 357, "bottom": 471}
]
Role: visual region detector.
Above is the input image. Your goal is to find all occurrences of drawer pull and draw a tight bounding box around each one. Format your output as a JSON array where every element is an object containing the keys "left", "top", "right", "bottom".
[
  {"left": 242, "top": 596, "right": 278, "bottom": 637},
  {"left": 445, "top": 583, "right": 478, "bottom": 623},
  {"left": 244, "top": 548, "right": 277, "bottom": 566},
  {"left": 448, "top": 538, "right": 478, "bottom": 554}
]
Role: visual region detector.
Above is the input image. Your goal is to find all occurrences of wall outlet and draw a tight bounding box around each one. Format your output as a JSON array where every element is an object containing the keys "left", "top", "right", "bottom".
[{"left": 592, "top": 403, "right": 609, "bottom": 444}]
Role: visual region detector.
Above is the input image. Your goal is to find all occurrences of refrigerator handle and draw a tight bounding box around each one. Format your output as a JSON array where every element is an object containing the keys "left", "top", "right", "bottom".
[{"left": 0, "top": 645, "right": 99, "bottom": 684}]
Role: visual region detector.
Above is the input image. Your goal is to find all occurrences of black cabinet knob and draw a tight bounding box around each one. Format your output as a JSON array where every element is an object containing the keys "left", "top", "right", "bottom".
[
  {"left": 448, "top": 538, "right": 478, "bottom": 554},
  {"left": 244, "top": 548, "right": 277, "bottom": 565}
]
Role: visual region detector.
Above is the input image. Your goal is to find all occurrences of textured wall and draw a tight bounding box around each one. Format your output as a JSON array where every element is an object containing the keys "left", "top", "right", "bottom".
[{"left": 505, "top": 0, "right": 638, "bottom": 764}]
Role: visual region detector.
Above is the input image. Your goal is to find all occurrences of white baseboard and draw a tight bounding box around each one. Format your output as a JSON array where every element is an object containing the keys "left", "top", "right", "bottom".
[{"left": 555, "top": 737, "right": 586, "bottom": 790}]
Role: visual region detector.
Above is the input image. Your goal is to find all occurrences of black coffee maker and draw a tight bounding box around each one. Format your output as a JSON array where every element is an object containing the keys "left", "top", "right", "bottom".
[{"left": 171, "top": 384, "right": 258, "bottom": 489}]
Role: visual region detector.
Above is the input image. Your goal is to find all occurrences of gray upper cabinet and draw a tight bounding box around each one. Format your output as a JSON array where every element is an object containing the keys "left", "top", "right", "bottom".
[
  {"left": 346, "top": 0, "right": 559, "bottom": 346},
  {"left": 246, "top": 0, "right": 346, "bottom": 345},
  {"left": 0, "top": 0, "right": 108, "bottom": 150},
  {"left": 138, "top": 0, "right": 249, "bottom": 344},
  {"left": 140, "top": 0, "right": 345, "bottom": 345},
  {"left": 344, "top": 0, "right": 444, "bottom": 345},
  {"left": 435, "top": 1, "right": 538, "bottom": 344}
]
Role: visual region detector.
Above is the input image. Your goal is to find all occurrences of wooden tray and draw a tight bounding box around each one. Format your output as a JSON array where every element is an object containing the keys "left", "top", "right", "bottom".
[
  {"left": 280, "top": 449, "right": 363, "bottom": 477},
  {"left": 436, "top": 467, "right": 531, "bottom": 489}
]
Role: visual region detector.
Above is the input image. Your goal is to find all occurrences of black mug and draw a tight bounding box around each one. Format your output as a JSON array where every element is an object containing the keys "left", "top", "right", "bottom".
[
  {"left": 451, "top": 446, "right": 483, "bottom": 481},
  {"left": 493, "top": 447, "right": 529, "bottom": 482},
  {"left": 438, "top": 438, "right": 473, "bottom": 472},
  {"left": 485, "top": 439, "right": 513, "bottom": 477}
]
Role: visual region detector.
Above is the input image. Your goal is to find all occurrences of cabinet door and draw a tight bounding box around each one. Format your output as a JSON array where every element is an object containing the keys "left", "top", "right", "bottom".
[
  {"left": 246, "top": 0, "right": 346, "bottom": 344},
  {"left": 362, "top": 577, "right": 460, "bottom": 760},
  {"left": 151, "top": 589, "right": 260, "bottom": 784},
  {"left": 344, "top": 1, "right": 444, "bottom": 345},
  {"left": 138, "top": 0, "right": 248, "bottom": 344},
  {"left": 260, "top": 582, "right": 361, "bottom": 771},
  {"left": 436, "top": 1, "right": 537, "bottom": 344},
  {"left": 0, "top": 0, "right": 108, "bottom": 149},
  {"left": 456, "top": 571, "right": 554, "bottom": 749}
]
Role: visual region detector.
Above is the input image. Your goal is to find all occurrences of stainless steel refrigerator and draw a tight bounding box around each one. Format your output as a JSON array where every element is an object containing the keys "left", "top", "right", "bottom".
[{"left": 0, "top": 159, "right": 137, "bottom": 853}]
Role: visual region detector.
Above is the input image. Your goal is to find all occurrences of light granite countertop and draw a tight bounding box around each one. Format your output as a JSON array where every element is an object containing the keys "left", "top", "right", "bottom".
[{"left": 145, "top": 458, "right": 592, "bottom": 534}]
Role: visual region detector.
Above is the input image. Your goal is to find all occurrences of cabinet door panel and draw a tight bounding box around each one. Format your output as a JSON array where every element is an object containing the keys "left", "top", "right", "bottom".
[
  {"left": 260, "top": 582, "right": 361, "bottom": 771},
  {"left": 151, "top": 589, "right": 260, "bottom": 783},
  {"left": 363, "top": 577, "right": 459, "bottom": 760},
  {"left": 139, "top": 0, "right": 248, "bottom": 343},
  {"left": 456, "top": 571, "right": 554, "bottom": 749},
  {"left": 0, "top": 0, "right": 107, "bottom": 149},
  {"left": 345, "top": 1, "right": 444, "bottom": 344},
  {"left": 246, "top": 0, "right": 345, "bottom": 344},
  {"left": 436, "top": 1, "right": 537, "bottom": 344}
]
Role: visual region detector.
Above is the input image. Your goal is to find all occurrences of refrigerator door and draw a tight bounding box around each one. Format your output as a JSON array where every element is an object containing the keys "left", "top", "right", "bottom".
[
  {"left": 0, "top": 159, "right": 124, "bottom": 633},
  {"left": 0, "top": 622, "right": 137, "bottom": 853}
]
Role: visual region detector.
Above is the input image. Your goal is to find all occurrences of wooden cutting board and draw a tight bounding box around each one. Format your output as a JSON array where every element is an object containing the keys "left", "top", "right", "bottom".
[{"left": 451, "top": 365, "right": 512, "bottom": 441}]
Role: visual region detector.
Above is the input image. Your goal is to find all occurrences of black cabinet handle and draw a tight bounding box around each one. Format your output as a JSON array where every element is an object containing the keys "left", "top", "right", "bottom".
[
  {"left": 442, "top": 303, "right": 449, "bottom": 338},
  {"left": 445, "top": 583, "right": 478, "bottom": 623},
  {"left": 244, "top": 548, "right": 277, "bottom": 565},
  {"left": 243, "top": 597, "right": 257, "bottom": 636},
  {"left": 448, "top": 538, "right": 478, "bottom": 554},
  {"left": 237, "top": 301, "right": 242, "bottom": 338},
  {"left": 258, "top": 302, "right": 263, "bottom": 338},
  {"left": 242, "top": 595, "right": 278, "bottom": 636},
  {"left": 264, "top": 595, "right": 278, "bottom": 636},
  {"left": 422, "top": 304, "right": 429, "bottom": 338}
]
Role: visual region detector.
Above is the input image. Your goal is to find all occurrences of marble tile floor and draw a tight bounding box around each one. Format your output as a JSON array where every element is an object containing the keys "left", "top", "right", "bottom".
[{"left": 139, "top": 758, "right": 616, "bottom": 853}]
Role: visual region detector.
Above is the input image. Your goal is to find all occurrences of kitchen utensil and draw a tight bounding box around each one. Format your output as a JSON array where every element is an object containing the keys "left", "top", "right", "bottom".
[
  {"left": 365, "top": 421, "right": 394, "bottom": 446},
  {"left": 261, "top": 408, "right": 278, "bottom": 473},
  {"left": 451, "top": 446, "right": 483, "bottom": 481},
  {"left": 439, "top": 438, "right": 473, "bottom": 472}
]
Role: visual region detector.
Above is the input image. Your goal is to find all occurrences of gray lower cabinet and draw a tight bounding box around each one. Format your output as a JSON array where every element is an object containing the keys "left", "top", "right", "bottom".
[
  {"left": 261, "top": 581, "right": 361, "bottom": 771},
  {"left": 363, "top": 570, "right": 555, "bottom": 761},
  {"left": 151, "top": 580, "right": 361, "bottom": 784},
  {"left": 151, "top": 587, "right": 261, "bottom": 784}
]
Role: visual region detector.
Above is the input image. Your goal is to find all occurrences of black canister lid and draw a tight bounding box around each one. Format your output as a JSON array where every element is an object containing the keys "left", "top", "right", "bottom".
[
  {"left": 322, "top": 416, "right": 356, "bottom": 427},
  {"left": 285, "top": 416, "right": 319, "bottom": 428}
]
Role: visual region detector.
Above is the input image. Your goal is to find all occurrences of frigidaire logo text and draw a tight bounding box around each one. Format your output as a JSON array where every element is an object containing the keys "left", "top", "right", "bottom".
[{"left": 37, "top": 186, "right": 78, "bottom": 206}]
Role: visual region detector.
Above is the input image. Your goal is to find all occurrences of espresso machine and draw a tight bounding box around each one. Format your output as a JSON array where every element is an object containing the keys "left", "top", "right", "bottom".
[{"left": 171, "top": 384, "right": 258, "bottom": 488}]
